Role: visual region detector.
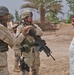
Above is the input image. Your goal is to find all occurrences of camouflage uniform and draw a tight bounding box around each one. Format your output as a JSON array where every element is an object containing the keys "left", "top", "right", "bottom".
[
  {"left": 13, "top": 24, "right": 26, "bottom": 71},
  {"left": 13, "top": 45, "right": 21, "bottom": 72},
  {"left": 15, "top": 23, "right": 43, "bottom": 75},
  {"left": 0, "top": 52, "right": 9, "bottom": 75},
  {"left": 10, "top": 23, "right": 21, "bottom": 71},
  {"left": 0, "top": 6, "right": 15, "bottom": 75},
  {"left": 0, "top": 24, "right": 14, "bottom": 75}
]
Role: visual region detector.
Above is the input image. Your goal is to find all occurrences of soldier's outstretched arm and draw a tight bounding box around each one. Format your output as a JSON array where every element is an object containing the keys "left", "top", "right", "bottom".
[
  {"left": 0, "top": 25, "right": 14, "bottom": 48},
  {"left": 14, "top": 26, "right": 33, "bottom": 45}
]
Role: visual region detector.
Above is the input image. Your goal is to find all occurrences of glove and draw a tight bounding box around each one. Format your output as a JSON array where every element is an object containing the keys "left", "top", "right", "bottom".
[
  {"left": 42, "top": 40, "right": 46, "bottom": 45},
  {"left": 22, "top": 26, "right": 33, "bottom": 35},
  {"left": 28, "top": 29, "right": 36, "bottom": 37}
]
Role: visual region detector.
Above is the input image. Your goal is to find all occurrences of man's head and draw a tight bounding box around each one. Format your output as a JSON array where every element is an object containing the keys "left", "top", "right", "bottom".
[
  {"left": 21, "top": 10, "right": 33, "bottom": 25},
  {"left": 0, "top": 6, "right": 10, "bottom": 27}
]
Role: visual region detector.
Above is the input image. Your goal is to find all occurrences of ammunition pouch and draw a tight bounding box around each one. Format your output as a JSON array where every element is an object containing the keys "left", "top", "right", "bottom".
[
  {"left": 19, "top": 44, "right": 31, "bottom": 53},
  {"left": 19, "top": 38, "right": 31, "bottom": 53},
  {"left": 19, "top": 42, "right": 39, "bottom": 53},
  {"left": 0, "top": 40, "right": 8, "bottom": 52},
  {"left": 0, "top": 46, "right": 8, "bottom": 52}
]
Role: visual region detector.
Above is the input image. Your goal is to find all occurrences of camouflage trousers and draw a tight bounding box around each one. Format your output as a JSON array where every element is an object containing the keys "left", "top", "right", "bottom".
[
  {"left": 22, "top": 48, "right": 40, "bottom": 75},
  {"left": 14, "top": 49, "right": 21, "bottom": 69},
  {"left": 0, "top": 52, "right": 9, "bottom": 75}
]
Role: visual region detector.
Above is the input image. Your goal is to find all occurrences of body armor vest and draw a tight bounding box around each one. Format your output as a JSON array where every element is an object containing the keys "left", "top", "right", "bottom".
[{"left": 0, "top": 40, "right": 8, "bottom": 52}]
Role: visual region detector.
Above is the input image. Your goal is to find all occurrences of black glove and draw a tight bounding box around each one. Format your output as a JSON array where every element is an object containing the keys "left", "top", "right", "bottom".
[
  {"left": 42, "top": 40, "right": 46, "bottom": 45},
  {"left": 28, "top": 29, "right": 36, "bottom": 37}
]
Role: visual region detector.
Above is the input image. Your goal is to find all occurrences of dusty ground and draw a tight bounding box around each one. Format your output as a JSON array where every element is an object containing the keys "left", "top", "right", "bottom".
[{"left": 7, "top": 23, "right": 74, "bottom": 75}]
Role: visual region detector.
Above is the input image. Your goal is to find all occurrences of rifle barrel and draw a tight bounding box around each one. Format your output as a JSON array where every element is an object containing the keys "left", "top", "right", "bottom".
[{"left": 50, "top": 54, "right": 55, "bottom": 60}]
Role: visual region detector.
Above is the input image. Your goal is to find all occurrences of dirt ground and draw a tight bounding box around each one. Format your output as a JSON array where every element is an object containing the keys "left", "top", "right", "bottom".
[{"left": 7, "top": 23, "right": 74, "bottom": 75}]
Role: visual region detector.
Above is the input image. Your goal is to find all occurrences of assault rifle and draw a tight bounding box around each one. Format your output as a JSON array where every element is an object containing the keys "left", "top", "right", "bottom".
[
  {"left": 28, "top": 29, "right": 55, "bottom": 60},
  {"left": 35, "top": 36, "right": 55, "bottom": 60},
  {"left": 19, "top": 57, "right": 30, "bottom": 72}
]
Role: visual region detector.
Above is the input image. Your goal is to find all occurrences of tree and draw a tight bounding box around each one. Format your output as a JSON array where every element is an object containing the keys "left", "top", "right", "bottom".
[
  {"left": 47, "top": 11, "right": 59, "bottom": 24},
  {"left": 8, "top": 13, "right": 14, "bottom": 22},
  {"left": 15, "top": 10, "right": 20, "bottom": 21},
  {"left": 66, "top": 0, "right": 74, "bottom": 23},
  {"left": 66, "top": 0, "right": 74, "bottom": 14},
  {"left": 21, "top": 0, "right": 62, "bottom": 26}
]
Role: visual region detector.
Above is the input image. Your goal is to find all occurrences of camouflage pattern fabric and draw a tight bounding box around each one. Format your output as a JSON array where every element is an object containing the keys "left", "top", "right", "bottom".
[{"left": 0, "top": 52, "right": 9, "bottom": 75}]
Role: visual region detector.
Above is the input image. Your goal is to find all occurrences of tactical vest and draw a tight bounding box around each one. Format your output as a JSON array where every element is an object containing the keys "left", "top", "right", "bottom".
[
  {"left": 19, "top": 35, "right": 36, "bottom": 53},
  {"left": 0, "top": 40, "right": 8, "bottom": 52}
]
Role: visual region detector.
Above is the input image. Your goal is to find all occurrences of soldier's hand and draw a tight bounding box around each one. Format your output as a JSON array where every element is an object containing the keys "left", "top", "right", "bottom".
[{"left": 22, "top": 26, "right": 33, "bottom": 35}]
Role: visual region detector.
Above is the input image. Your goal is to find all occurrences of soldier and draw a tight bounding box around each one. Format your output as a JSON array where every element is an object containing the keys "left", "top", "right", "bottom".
[
  {"left": 0, "top": 6, "right": 14, "bottom": 75},
  {"left": 15, "top": 10, "right": 43, "bottom": 75},
  {"left": 13, "top": 12, "right": 34, "bottom": 72},
  {"left": 0, "top": 6, "right": 30, "bottom": 75}
]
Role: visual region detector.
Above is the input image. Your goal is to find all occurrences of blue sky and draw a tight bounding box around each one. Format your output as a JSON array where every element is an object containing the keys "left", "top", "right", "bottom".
[
  {"left": 0, "top": 0, "right": 69, "bottom": 20},
  {"left": 0, "top": 0, "right": 25, "bottom": 15}
]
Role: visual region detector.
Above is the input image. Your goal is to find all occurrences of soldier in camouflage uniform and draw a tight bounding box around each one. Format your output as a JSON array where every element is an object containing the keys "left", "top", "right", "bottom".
[
  {"left": 0, "top": 6, "right": 14, "bottom": 75},
  {"left": 0, "top": 6, "right": 30, "bottom": 75},
  {"left": 15, "top": 10, "right": 43, "bottom": 75}
]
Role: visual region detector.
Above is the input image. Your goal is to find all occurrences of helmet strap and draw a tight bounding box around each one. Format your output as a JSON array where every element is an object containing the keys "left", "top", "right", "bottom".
[{"left": 22, "top": 16, "right": 33, "bottom": 26}]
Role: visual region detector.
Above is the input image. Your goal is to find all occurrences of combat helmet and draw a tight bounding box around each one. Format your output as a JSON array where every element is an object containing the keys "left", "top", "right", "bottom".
[
  {"left": 21, "top": 10, "right": 33, "bottom": 19},
  {"left": 0, "top": 6, "right": 9, "bottom": 16}
]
